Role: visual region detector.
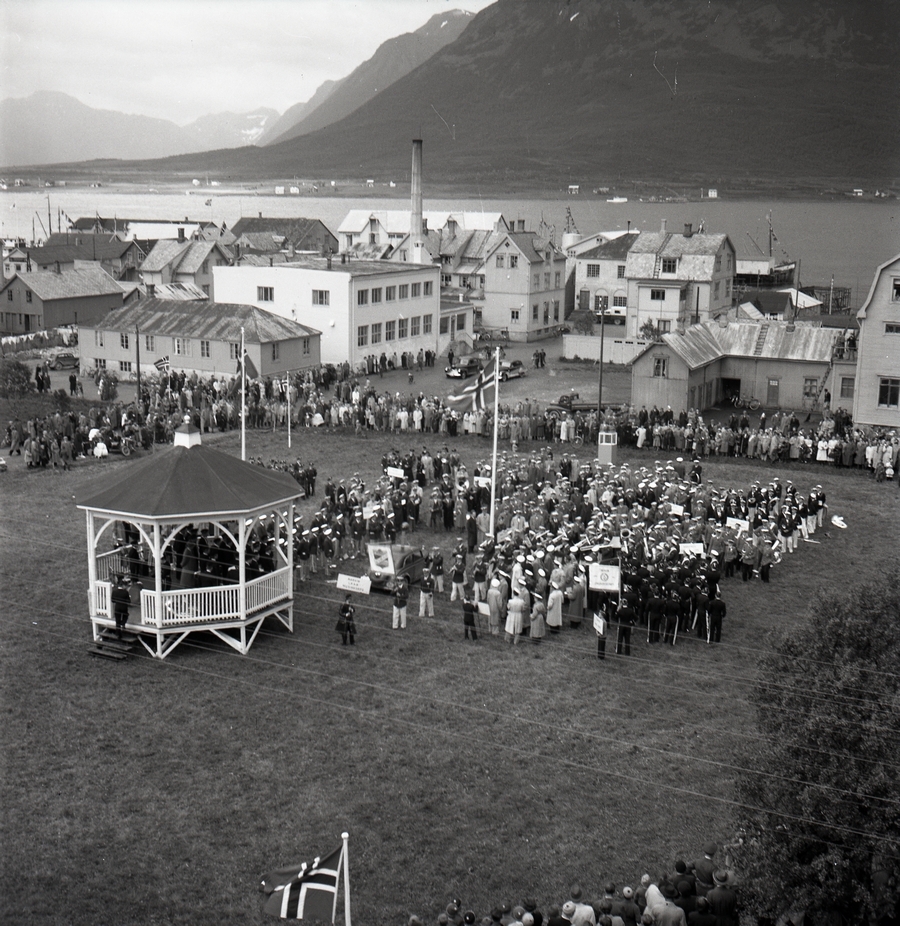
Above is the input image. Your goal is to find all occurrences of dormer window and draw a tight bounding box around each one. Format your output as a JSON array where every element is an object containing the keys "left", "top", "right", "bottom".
[{"left": 662, "top": 258, "right": 677, "bottom": 274}]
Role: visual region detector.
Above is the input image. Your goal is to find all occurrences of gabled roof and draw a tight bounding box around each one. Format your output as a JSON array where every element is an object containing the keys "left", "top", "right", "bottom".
[
  {"left": 482, "top": 231, "right": 558, "bottom": 267},
  {"left": 577, "top": 234, "right": 637, "bottom": 261},
  {"left": 338, "top": 209, "right": 505, "bottom": 236},
  {"left": 75, "top": 442, "right": 301, "bottom": 518},
  {"left": 141, "top": 238, "right": 191, "bottom": 273},
  {"left": 175, "top": 240, "right": 232, "bottom": 275},
  {"left": 857, "top": 252, "right": 900, "bottom": 319},
  {"left": 629, "top": 231, "right": 730, "bottom": 258},
  {"left": 151, "top": 282, "right": 209, "bottom": 300},
  {"left": 26, "top": 239, "right": 136, "bottom": 264},
  {"left": 235, "top": 252, "right": 296, "bottom": 267},
  {"left": 0, "top": 267, "right": 123, "bottom": 300},
  {"left": 89, "top": 299, "right": 321, "bottom": 342},
  {"left": 633, "top": 320, "right": 840, "bottom": 369},
  {"left": 231, "top": 217, "right": 333, "bottom": 249},
  {"left": 141, "top": 239, "right": 231, "bottom": 275}
]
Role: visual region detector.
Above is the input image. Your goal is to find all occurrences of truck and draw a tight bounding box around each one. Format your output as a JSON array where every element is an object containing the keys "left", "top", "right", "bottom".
[{"left": 545, "top": 393, "right": 600, "bottom": 418}]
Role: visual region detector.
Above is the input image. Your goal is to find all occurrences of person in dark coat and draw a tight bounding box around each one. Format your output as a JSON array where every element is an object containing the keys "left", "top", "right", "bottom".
[
  {"left": 110, "top": 574, "right": 131, "bottom": 639},
  {"left": 336, "top": 594, "right": 356, "bottom": 645}
]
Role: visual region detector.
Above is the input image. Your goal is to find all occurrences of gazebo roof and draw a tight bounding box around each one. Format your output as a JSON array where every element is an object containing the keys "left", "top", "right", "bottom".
[{"left": 76, "top": 444, "right": 301, "bottom": 518}]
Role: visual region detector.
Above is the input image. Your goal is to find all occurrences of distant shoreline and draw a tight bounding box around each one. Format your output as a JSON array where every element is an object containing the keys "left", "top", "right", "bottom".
[{"left": 1, "top": 175, "right": 893, "bottom": 204}]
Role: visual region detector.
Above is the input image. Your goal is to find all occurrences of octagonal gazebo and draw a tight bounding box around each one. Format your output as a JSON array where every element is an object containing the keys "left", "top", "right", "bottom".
[{"left": 76, "top": 421, "right": 301, "bottom": 659}]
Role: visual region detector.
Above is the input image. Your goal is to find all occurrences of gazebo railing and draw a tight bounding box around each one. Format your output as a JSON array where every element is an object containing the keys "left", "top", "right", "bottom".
[
  {"left": 128, "top": 566, "right": 292, "bottom": 628},
  {"left": 96, "top": 549, "right": 129, "bottom": 582}
]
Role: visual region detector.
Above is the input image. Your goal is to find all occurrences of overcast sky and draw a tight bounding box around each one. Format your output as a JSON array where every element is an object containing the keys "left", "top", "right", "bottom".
[{"left": 0, "top": 0, "right": 496, "bottom": 124}]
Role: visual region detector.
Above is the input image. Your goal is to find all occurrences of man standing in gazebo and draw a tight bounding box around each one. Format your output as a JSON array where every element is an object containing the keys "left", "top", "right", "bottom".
[{"left": 111, "top": 574, "right": 131, "bottom": 639}]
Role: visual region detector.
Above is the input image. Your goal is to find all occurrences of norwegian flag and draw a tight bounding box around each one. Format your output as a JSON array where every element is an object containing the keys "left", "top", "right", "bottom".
[
  {"left": 153, "top": 356, "right": 170, "bottom": 373},
  {"left": 447, "top": 358, "right": 497, "bottom": 411},
  {"left": 261, "top": 844, "right": 343, "bottom": 921}
]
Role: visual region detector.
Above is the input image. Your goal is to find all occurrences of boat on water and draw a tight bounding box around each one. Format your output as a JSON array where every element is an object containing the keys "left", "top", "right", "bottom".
[{"left": 607, "top": 196, "right": 628, "bottom": 203}]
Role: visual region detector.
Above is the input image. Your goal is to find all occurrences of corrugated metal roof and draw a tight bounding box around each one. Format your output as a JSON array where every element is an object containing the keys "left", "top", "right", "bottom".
[
  {"left": 653, "top": 320, "right": 840, "bottom": 369},
  {"left": 92, "top": 299, "right": 320, "bottom": 342},
  {"left": 2, "top": 267, "right": 123, "bottom": 300},
  {"left": 176, "top": 240, "right": 231, "bottom": 275},
  {"left": 26, "top": 239, "right": 134, "bottom": 263}
]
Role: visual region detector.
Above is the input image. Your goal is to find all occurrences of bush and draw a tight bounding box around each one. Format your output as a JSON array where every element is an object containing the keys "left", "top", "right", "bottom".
[{"left": 0, "top": 358, "right": 35, "bottom": 400}]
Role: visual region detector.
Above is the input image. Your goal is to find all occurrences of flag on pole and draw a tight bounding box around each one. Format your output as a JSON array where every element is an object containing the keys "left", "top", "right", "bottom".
[
  {"left": 153, "top": 356, "right": 170, "bottom": 373},
  {"left": 262, "top": 844, "right": 343, "bottom": 921},
  {"left": 447, "top": 358, "right": 497, "bottom": 411},
  {"left": 237, "top": 349, "right": 259, "bottom": 380}
]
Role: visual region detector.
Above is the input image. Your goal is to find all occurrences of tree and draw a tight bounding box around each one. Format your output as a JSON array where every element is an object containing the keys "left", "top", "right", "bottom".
[
  {"left": 0, "top": 358, "right": 35, "bottom": 402},
  {"left": 572, "top": 312, "right": 596, "bottom": 336},
  {"left": 733, "top": 571, "right": 900, "bottom": 924},
  {"left": 638, "top": 320, "right": 663, "bottom": 341}
]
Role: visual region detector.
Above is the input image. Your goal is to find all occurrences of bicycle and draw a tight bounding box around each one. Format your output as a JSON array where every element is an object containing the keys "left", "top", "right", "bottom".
[{"left": 730, "top": 393, "right": 761, "bottom": 411}]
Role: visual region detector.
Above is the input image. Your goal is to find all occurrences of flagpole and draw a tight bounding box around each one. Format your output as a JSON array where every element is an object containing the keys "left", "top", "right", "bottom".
[
  {"left": 341, "top": 832, "right": 351, "bottom": 926},
  {"left": 240, "top": 326, "right": 246, "bottom": 461},
  {"left": 488, "top": 346, "right": 500, "bottom": 537},
  {"left": 134, "top": 323, "right": 141, "bottom": 417},
  {"left": 287, "top": 373, "right": 292, "bottom": 450}
]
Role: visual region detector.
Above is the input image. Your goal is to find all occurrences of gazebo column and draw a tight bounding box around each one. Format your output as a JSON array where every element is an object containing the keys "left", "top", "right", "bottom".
[
  {"left": 154, "top": 522, "right": 163, "bottom": 656},
  {"left": 86, "top": 510, "right": 99, "bottom": 641}
]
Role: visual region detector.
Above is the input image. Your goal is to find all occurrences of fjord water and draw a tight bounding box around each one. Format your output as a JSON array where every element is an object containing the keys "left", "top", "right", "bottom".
[{"left": 4, "top": 189, "right": 897, "bottom": 305}]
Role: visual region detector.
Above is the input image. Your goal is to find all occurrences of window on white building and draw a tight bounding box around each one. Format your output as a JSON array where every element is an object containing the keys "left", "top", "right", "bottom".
[
  {"left": 553, "top": 300, "right": 560, "bottom": 321},
  {"left": 878, "top": 377, "right": 900, "bottom": 408},
  {"left": 511, "top": 308, "right": 520, "bottom": 322},
  {"left": 371, "top": 323, "right": 382, "bottom": 344},
  {"left": 174, "top": 337, "right": 190, "bottom": 356},
  {"left": 257, "top": 286, "right": 274, "bottom": 302},
  {"left": 145, "top": 334, "right": 155, "bottom": 351},
  {"left": 658, "top": 320, "right": 671, "bottom": 334},
  {"left": 410, "top": 316, "right": 420, "bottom": 337},
  {"left": 509, "top": 255, "right": 518, "bottom": 269},
  {"left": 399, "top": 284, "right": 409, "bottom": 299},
  {"left": 200, "top": 340, "right": 210, "bottom": 358},
  {"left": 385, "top": 320, "right": 395, "bottom": 341},
  {"left": 652, "top": 357, "right": 668, "bottom": 377},
  {"left": 423, "top": 281, "right": 433, "bottom": 296},
  {"left": 662, "top": 258, "right": 677, "bottom": 274},
  {"left": 650, "top": 289, "right": 666, "bottom": 301},
  {"left": 496, "top": 255, "right": 505, "bottom": 268},
  {"left": 386, "top": 286, "right": 396, "bottom": 301},
  {"left": 423, "top": 314, "right": 432, "bottom": 334},
  {"left": 357, "top": 326, "right": 368, "bottom": 347},
  {"left": 120, "top": 332, "right": 129, "bottom": 350},
  {"left": 613, "top": 295, "right": 627, "bottom": 308},
  {"left": 617, "top": 265, "right": 626, "bottom": 279},
  {"left": 229, "top": 342, "right": 239, "bottom": 360},
  {"left": 840, "top": 376, "right": 855, "bottom": 400},
  {"left": 302, "top": 337, "right": 310, "bottom": 355},
  {"left": 271, "top": 342, "right": 280, "bottom": 360},
  {"left": 313, "top": 290, "right": 329, "bottom": 305},
  {"left": 371, "top": 287, "right": 382, "bottom": 303},
  {"left": 357, "top": 289, "right": 368, "bottom": 306},
  {"left": 398, "top": 318, "right": 408, "bottom": 339},
  {"left": 119, "top": 360, "right": 132, "bottom": 373}
]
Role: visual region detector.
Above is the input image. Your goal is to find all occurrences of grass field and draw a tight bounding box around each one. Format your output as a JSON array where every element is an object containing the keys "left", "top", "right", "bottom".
[{"left": 2, "top": 387, "right": 898, "bottom": 926}]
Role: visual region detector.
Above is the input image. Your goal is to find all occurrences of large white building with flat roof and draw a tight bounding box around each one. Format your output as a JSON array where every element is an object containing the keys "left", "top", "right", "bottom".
[{"left": 213, "top": 257, "right": 445, "bottom": 367}]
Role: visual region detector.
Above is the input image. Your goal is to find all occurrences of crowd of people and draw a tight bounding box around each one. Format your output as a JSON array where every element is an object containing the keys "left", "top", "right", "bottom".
[
  {"left": 5, "top": 358, "right": 896, "bottom": 488},
  {"left": 404, "top": 846, "right": 738, "bottom": 926},
  {"left": 271, "top": 434, "right": 838, "bottom": 653}
]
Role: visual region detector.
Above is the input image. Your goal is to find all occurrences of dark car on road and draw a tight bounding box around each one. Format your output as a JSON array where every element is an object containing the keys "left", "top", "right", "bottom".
[
  {"left": 445, "top": 356, "right": 482, "bottom": 379},
  {"left": 49, "top": 352, "right": 79, "bottom": 370}
]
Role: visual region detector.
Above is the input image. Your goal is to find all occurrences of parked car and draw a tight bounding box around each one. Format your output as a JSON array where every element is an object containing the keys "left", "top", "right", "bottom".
[
  {"left": 49, "top": 352, "right": 79, "bottom": 370},
  {"left": 498, "top": 359, "right": 526, "bottom": 381},
  {"left": 367, "top": 544, "right": 427, "bottom": 592},
  {"left": 445, "top": 356, "right": 482, "bottom": 379}
]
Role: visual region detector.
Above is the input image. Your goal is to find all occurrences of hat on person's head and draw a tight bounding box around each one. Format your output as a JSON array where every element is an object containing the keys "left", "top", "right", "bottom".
[
  {"left": 522, "top": 915, "right": 534, "bottom": 926},
  {"left": 713, "top": 870, "right": 729, "bottom": 886},
  {"left": 465, "top": 913, "right": 476, "bottom": 925},
  {"left": 703, "top": 842, "right": 717, "bottom": 856},
  {"left": 570, "top": 885, "right": 583, "bottom": 901},
  {"left": 522, "top": 899, "right": 537, "bottom": 913},
  {"left": 622, "top": 887, "right": 634, "bottom": 899},
  {"left": 562, "top": 902, "right": 577, "bottom": 919},
  {"left": 409, "top": 917, "right": 423, "bottom": 926},
  {"left": 641, "top": 874, "right": 651, "bottom": 887},
  {"left": 512, "top": 907, "right": 525, "bottom": 920},
  {"left": 661, "top": 884, "right": 676, "bottom": 900},
  {"left": 438, "top": 916, "right": 449, "bottom": 926}
]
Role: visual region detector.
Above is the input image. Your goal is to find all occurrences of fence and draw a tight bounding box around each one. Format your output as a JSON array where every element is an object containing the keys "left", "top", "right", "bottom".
[{"left": 563, "top": 334, "right": 651, "bottom": 365}]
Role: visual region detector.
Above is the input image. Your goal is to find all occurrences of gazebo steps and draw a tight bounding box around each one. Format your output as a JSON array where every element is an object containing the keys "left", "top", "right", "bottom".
[{"left": 88, "top": 631, "right": 139, "bottom": 660}]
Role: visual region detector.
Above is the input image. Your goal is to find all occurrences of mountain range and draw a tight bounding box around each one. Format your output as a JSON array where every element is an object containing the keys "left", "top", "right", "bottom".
[
  {"left": 3, "top": 0, "right": 897, "bottom": 188},
  {"left": 0, "top": 9, "right": 474, "bottom": 169}
]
